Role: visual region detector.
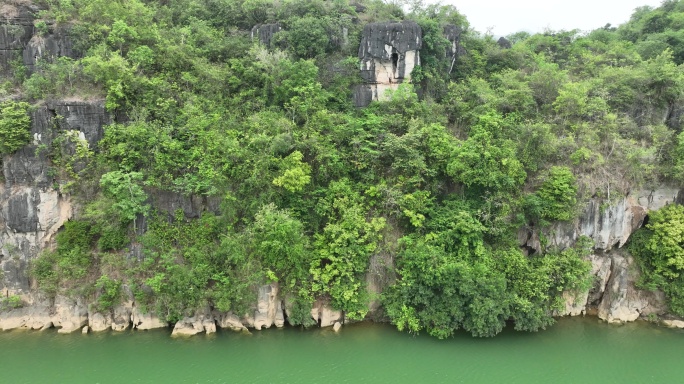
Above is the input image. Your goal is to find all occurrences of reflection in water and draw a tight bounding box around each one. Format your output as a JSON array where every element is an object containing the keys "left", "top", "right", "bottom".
[{"left": 0, "top": 317, "right": 682, "bottom": 384}]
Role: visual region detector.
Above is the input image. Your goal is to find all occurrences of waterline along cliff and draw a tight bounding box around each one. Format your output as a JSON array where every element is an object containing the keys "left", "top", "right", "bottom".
[{"left": 2, "top": 0, "right": 684, "bottom": 337}]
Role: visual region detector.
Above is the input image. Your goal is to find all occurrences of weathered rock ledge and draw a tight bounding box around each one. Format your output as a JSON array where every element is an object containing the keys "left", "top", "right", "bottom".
[{"left": 0, "top": 282, "right": 346, "bottom": 336}]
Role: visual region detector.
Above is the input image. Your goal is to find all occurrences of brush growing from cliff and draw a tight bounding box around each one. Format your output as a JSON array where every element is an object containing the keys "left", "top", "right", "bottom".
[{"left": 9, "top": 0, "right": 684, "bottom": 336}]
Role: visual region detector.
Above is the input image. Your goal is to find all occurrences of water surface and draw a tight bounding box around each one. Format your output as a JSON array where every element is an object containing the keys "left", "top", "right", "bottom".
[{"left": 1, "top": 317, "right": 682, "bottom": 383}]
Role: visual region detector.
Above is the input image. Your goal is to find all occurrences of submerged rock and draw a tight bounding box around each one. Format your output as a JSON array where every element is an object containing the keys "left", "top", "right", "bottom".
[{"left": 662, "top": 319, "right": 684, "bottom": 328}]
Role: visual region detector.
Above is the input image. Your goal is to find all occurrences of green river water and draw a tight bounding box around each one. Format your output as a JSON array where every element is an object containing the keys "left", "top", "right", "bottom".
[{"left": 0, "top": 317, "right": 682, "bottom": 384}]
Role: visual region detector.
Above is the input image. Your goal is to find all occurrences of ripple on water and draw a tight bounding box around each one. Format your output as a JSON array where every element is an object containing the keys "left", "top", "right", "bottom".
[{"left": 0, "top": 317, "right": 682, "bottom": 384}]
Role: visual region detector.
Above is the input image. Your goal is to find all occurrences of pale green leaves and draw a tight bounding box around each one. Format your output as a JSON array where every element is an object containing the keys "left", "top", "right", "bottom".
[
  {"left": 99, "top": 171, "right": 149, "bottom": 227},
  {"left": 0, "top": 101, "right": 31, "bottom": 155},
  {"left": 272, "top": 151, "right": 311, "bottom": 192}
]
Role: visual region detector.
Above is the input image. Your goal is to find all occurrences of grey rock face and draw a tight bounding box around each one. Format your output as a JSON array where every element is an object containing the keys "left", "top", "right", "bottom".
[
  {"left": 23, "top": 28, "right": 77, "bottom": 74},
  {"left": 354, "top": 21, "right": 422, "bottom": 107},
  {"left": 497, "top": 37, "right": 512, "bottom": 49},
  {"left": 5, "top": 190, "right": 39, "bottom": 232},
  {"left": 51, "top": 101, "right": 110, "bottom": 148},
  {"left": 521, "top": 187, "right": 680, "bottom": 253},
  {"left": 0, "top": 4, "right": 35, "bottom": 74},
  {"left": 251, "top": 23, "right": 281, "bottom": 47},
  {"left": 444, "top": 24, "right": 465, "bottom": 72},
  {"left": 3, "top": 101, "right": 112, "bottom": 188},
  {"left": 1, "top": 100, "right": 111, "bottom": 298},
  {"left": 358, "top": 21, "right": 421, "bottom": 83},
  {"left": 597, "top": 252, "right": 667, "bottom": 323}
]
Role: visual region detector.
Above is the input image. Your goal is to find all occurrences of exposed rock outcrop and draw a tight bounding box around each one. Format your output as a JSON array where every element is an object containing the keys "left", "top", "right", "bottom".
[
  {"left": 444, "top": 24, "right": 465, "bottom": 73},
  {"left": 88, "top": 312, "right": 111, "bottom": 332},
  {"left": 0, "top": 2, "right": 35, "bottom": 75},
  {"left": 214, "top": 311, "right": 247, "bottom": 331},
  {"left": 547, "top": 187, "right": 679, "bottom": 324},
  {"left": 521, "top": 188, "right": 679, "bottom": 254},
  {"left": 1, "top": 100, "right": 111, "bottom": 299},
  {"left": 22, "top": 28, "right": 77, "bottom": 74},
  {"left": 172, "top": 309, "right": 216, "bottom": 336},
  {"left": 0, "top": 295, "right": 88, "bottom": 333},
  {"left": 497, "top": 37, "right": 512, "bottom": 49},
  {"left": 251, "top": 23, "right": 281, "bottom": 47},
  {"left": 662, "top": 319, "right": 684, "bottom": 328},
  {"left": 311, "top": 299, "right": 343, "bottom": 328},
  {"left": 131, "top": 307, "right": 168, "bottom": 330},
  {"left": 559, "top": 253, "right": 612, "bottom": 316},
  {"left": 354, "top": 21, "right": 421, "bottom": 107},
  {"left": 597, "top": 252, "right": 667, "bottom": 323},
  {"left": 252, "top": 283, "right": 283, "bottom": 330}
]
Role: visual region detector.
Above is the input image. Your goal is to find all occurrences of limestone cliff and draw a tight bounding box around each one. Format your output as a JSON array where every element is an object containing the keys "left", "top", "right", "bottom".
[
  {"left": 0, "top": 2, "right": 35, "bottom": 75},
  {"left": 354, "top": 21, "right": 422, "bottom": 107},
  {"left": 540, "top": 188, "right": 680, "bottom": 323},
  {"left": 1, "top": 11, "right": 682, "bottom": 336}
]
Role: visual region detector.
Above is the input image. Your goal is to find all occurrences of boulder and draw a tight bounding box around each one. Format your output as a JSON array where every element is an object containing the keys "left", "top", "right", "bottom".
[
  {"left": 131, "top": 307, "right": 168, "bottom": 330},
  {"left": 214, "top": 311, "right": 247, "bottom": 331},
  {"left": 311, "top": 300, "right": 342, "bottom": 328},
  {"left": 662, "top": 319, "right": 684, "bottom": 329},
  {"left": 111, "top": 304, "right": 132, "bottom": 331},
  {"left": 88, "top": 312, "right": 111, "bottom": 332},
  {"left": 171, "top": 311, "right": 215, "bottom": 336}
]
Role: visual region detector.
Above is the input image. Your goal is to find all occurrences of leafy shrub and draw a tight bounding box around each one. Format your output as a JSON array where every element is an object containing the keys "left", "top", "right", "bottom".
[
  {"left": 0, "top": 101, "right": 31, "bottom": 155},
  {"left": 0, "top": 295, "right": 23, "bottom": 311},
  {"left": 95, "top": 275, "right": 122, "bottom": 312},
  {"left": 528, "top": 166, "right": 578, "bottom": 222},
  {"left": 627, "top": 204, "right": 684, "bottom": 316}
]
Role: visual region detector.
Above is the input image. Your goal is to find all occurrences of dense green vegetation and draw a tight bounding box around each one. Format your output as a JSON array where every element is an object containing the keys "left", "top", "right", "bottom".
[
  {"left": 628, "top": 204, "right": 684, "bottom": 316},
  {"left": 0, "top": 101, "right": 31, "bottom": 155},
  {"left": 8, "top": 0, "right": 684, "bottom": 336}
]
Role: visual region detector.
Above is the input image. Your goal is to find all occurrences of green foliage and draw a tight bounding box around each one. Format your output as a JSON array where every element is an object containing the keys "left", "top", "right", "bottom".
[
  {"left": 527, "top": 166, "right": 578, "bottom": 222},
  {"left": 31, "top": 220, "right": 98, "bottom": 296},
  {"left": 250, "top": 203, "right": 311, "bottom": 288},
  {"left": 627, "top": 205, "right": 684, "bottom": 316},
  {"left": 99, "top": 171, "right": 149, "bottom": 228},
  {"left": 16, "top": 0, "right": 684, "bottom": 337},
  {"left": 642, "top": 204, "right": 684, "bottom": 279},
  {"left": 0, "top": 295, "right": 23, "bottom": 311},
  {"left": 272, "top": 151, "right": 312, "bottom": 192},
  {"left": 95, "top": 275, "right": 122, "bottom": 312},
  {"left": 0, "top": 101, "right": 31, "bottom": 155},
  {"left": 385, "top": 227, "right": 591, "bottom": 338},
  {"left": 310, "top": 180, "right": 386, "bottom": 319},
  {"left": 447, "top": 113, "right": 526, "bottom": 191}
]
